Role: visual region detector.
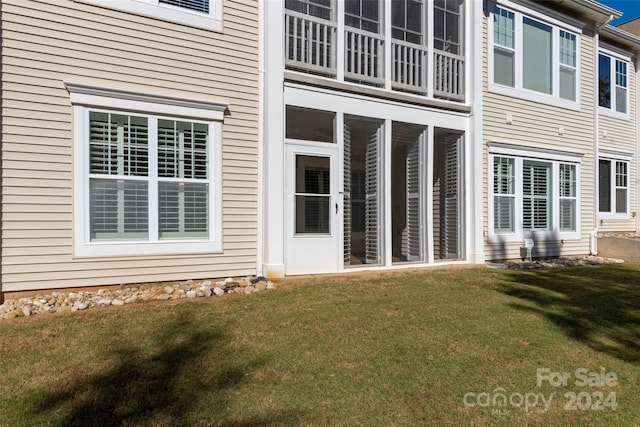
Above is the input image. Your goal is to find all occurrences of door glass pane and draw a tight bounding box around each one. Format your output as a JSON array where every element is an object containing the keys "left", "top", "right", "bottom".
[
  {"left": 523, "top": 18, "right": 552, "bottom": 94},
  {"left": 295, "top": 155, "right": 331, "bottom": 234}
]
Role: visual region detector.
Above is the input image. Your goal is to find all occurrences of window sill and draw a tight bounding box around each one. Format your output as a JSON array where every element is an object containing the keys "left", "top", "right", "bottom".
[
  {"left": 598, "top": 213, "right": 630, "bottom": 221},
  {"left": 488, "top": 83, "right": 580, "bottom": 111},
  {"left": 598, "top": 107, "right": 630, "bottom": 121},
  {"left": 74, "top": 240, "right": 223, "bottom": 258},
  {"left": 76, "top": 0, "right": 223, "bottom": 32}
]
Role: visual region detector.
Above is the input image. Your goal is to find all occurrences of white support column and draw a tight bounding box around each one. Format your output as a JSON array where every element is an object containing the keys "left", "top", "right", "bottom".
[
  {"left": 426, "top": 0, "right": 434, "bottom": 99},
  {"left": 337, "top": 111, "right": 345, "bottom": 271},
  {"left": 262, "top": 0, "right": 286, "bottom": 278},
  {"left": 635, "top": 53, "right": 640, "bottom": 235},
  {"left": 468, "top": 0, "right": 485, "bottom": 264},
  {"left": 384, "top": 0, "right": 392, "bottom": 91},
  {"left": 336, "top": 0, "right": 345, "bottom": 81},
  {"left": 384, "top": 119, "right": 393, "bottom": 266},
  {"left": 426, "top": 125, "right": 435, "bottom": 263}
]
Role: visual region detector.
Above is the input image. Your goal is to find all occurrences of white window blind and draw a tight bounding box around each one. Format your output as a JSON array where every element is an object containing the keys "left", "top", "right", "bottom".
[
  {"left": 559, "top": 163, "right": 576, "bottom": 231},
  {"left": 88, "top": 111, "right": 211, "bottom": 243},
  {"left": 89, "top": 112, "right": 149, "bottom": 241},
  {"left": 157, "top": 120, "right": 209, "bottom": 239},
  {"left": 522, "top": 161, "right": 551, "bottom": 231},
  {"left": 405, "top": 138, "right": 422, "bottom": 261},
  {"left": 159, "top": 0, "right": 209, "bottom": 14},
  {"left": 343, "top": 122, "right": 352, "bottom": 265},
  {"left": 442, "top": 134, "right": 461, "bottom": 259},
  {"left": 493, "top": 156, "right": 515, "bottom": 233},
  {"left": 365, "top": 127, "right": 380, "bottom": 264}
]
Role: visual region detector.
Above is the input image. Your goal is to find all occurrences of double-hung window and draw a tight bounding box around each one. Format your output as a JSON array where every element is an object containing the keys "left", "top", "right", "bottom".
[
  {"left": 558, "top": 163, "right": 577, "bottom": 231},
  {"left": 493, "top": 156, "right": 515, "bottom": 233},
  {"left": 68, "top": 83, "right": 225, "bottom": 257},
  {"left": 490, "top": 147, "right": 580, "bottom": 240},
  {"left": 599, "top": 157, "right": 629, "bottom": 218},
  {"left": 598, "top": 51, "right": 629, "bottom": 117},
  {"left": 489, "top": 3, "right": 579, "bottom": 107},
  {"left": 78, "top": 0, "right": 222, "bottom": 31}
]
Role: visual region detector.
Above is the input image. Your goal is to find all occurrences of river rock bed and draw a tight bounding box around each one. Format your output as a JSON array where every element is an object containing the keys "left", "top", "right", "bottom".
[
  {"left": 493, "top": 255, "right": 625, "bottom": 270},
  {"left": 0, "top": 276, "right": 275, "bottom": 320}
]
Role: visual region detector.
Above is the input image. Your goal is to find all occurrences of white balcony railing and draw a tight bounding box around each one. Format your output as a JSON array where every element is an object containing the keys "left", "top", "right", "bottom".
[
  {"left": 344, "top": 28, "right": 384, "bottom": 86},
  {"left": 391, "top": 40, "right": 428, "bottom": 95},
  {"left": 434, "top": 50, "right": 465, "bottom": 101},
  {"left": 283, "top": 10, "right": 465, "bottom": 102},
  {"left": 285, "top": 10, "right": 337, "bottom": 76}
]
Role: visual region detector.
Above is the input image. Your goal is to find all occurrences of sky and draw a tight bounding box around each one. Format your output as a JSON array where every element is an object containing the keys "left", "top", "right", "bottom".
[{"left": 598, "top": 0, "right": 640, "bottom": 25}]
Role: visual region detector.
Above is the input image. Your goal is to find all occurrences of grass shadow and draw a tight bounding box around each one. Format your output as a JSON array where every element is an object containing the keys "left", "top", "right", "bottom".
[
  {"left": 498, "top": 264, "right": 640, "bottom": 362},
  {"left": 30, "top": 309, "right": 299, "bottom": 426}
]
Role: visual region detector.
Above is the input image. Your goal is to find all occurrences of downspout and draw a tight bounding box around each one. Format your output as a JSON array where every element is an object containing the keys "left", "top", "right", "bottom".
[
  {"left": 591, "top": 15, "right": 615, "bottom": 255},
  {"left": 256, "top": 0, "right": 265, "bottom": 276}
]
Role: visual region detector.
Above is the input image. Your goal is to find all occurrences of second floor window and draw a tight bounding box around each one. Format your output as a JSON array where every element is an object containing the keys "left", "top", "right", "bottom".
[
  {"left": 285, "top": 0, "right": 332, "bottom": 20},
  {"left": 345, "top": 0, "right": 380, "bottom": 33},
  {"left": 490, "top": 3, "right": 578, "bottom": 104},
  {"left": 599, "top": 52, "right": 628, "bottom": 116},
  {"left": 434, "top": 0, "right": 463, "bottom": 54},
  {"left": 392, "top": 0, "right": 424, "bottom": 44},
  {"left": 599, "top": 158, "right": 629, "bottom": 217}
]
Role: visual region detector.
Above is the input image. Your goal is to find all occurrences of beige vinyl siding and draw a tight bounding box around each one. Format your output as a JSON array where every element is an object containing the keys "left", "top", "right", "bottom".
[
  {"left": 598, "top": 55, "right": 637, "bottom": 233},
  {"left": 482, "top": 10, "right": 597, "bottom": 261},
  {"left": 1, "top": 0, "right": 259, "bottom": 292}
]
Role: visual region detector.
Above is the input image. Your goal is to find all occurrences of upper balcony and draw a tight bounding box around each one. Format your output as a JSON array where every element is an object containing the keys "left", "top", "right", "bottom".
[{"left": 284, "top": 0, "right": 465, "bottom": 103}]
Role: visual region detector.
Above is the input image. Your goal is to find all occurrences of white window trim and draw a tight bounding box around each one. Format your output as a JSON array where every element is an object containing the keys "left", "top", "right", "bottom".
[
  {"left": 598, "top": 47, "right": 631, "bottom": 121},
  {"left": 67, "top": 82, "right": 226, "bottom": 257},
  {"left": 76, "top": 0, "right": 222, "bottom": 32},
  {"left": 488, "top": 143, "right": 582, "bottom": 243},
  {"left": 488, "top": 1, "right": 581, "bottom": 111},
  {"left": 598, "top": 151, "right": 631, "bottom": 220}
]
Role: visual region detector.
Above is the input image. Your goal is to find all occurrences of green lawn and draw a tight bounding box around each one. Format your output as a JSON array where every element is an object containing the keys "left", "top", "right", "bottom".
[{"left": 1, "top": 265, "right": 639, "bottom": 426}]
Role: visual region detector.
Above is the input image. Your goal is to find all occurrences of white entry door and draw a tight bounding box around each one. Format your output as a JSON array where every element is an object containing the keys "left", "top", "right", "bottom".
[{"left": 285, "top": 144, "right": 339, "bottom": 275}]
